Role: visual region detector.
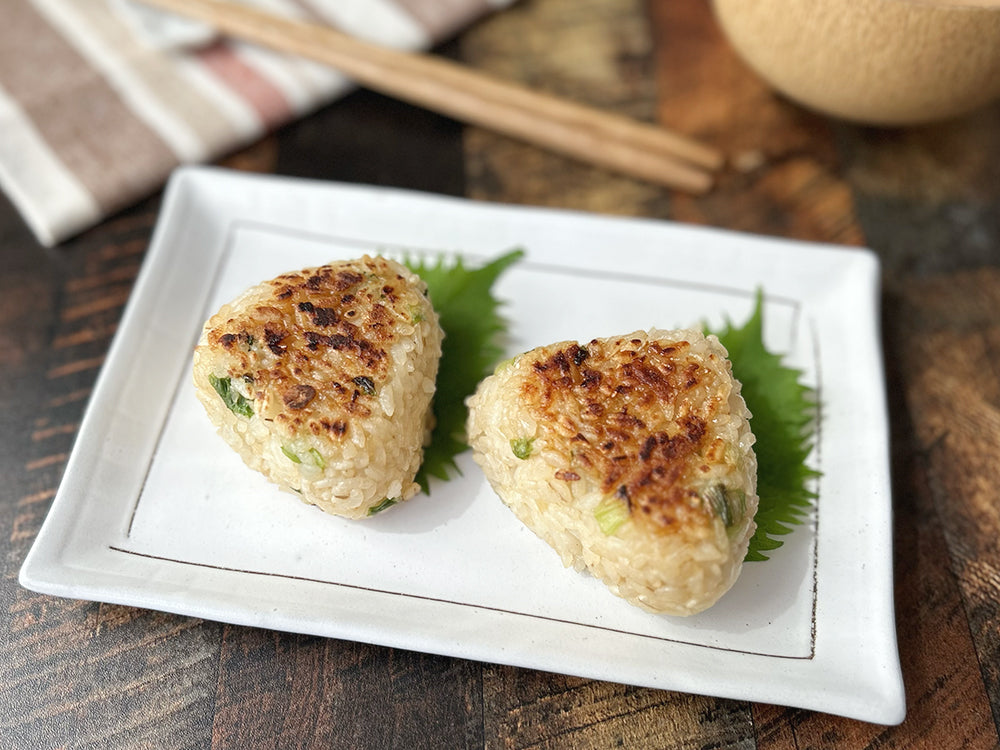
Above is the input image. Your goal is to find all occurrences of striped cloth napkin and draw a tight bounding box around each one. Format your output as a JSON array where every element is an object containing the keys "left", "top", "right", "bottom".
[{"left": 0, "top": 0, "right": 512, "bottom": 246}]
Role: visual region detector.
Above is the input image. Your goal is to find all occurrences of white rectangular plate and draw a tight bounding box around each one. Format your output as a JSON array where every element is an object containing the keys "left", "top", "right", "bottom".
[{"left": 20, "top": 166, "right": 904, "bottom": 724}]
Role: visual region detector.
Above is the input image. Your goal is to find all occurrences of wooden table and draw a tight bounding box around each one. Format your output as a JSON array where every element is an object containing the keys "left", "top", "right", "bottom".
[{"left": 2, "top": 1, "right": 999, "bottom": 746}]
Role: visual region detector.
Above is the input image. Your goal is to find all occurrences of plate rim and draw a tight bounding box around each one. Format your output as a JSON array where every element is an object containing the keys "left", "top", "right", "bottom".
[{"left": 20, "top": 165, "right": 904, "bottom": 725}]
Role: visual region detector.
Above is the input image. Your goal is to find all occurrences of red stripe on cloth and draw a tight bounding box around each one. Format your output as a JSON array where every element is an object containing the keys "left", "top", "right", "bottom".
[{"left": 196, "top": 41, "right": 293, "bottom": 130}]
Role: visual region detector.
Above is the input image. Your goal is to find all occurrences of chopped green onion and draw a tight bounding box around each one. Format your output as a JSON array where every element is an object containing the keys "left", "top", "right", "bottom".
[
  {"left": 510, "top": 437, "right": 534, "bottom": 460},
  {"left": 209, "top": 374, "right": 253, "bottom": 418},
  {"left": 282, "top": 445, "right": 325, "bottom": 469},
  {"left": 704, "top": 484, "right": 746, "bottom": 529},
  {"left": 367, "top": 497, "right": 398, "bottom": 516},
  {"left": 594, "top": 497, "right": 630, "bottom": 535},
  {"left": 493, "top": 356, "right": 516, "bottom": 374},
  {"left": 352, "top": 376, "right": 376, "bottom": 396}
]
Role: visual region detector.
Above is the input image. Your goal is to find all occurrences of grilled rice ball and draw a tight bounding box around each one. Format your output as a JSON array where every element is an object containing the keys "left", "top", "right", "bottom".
[
  {"left": 193, "top": 256, "right": 443, "bottom": 519},
  {"left": 466, "top": 328, "right": 757, "bottom": 615}
]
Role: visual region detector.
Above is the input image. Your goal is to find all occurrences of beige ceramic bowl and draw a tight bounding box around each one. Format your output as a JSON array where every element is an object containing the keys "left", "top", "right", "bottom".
[{"left": 712, "top": 0, "right": 1000, "bottom": 125}]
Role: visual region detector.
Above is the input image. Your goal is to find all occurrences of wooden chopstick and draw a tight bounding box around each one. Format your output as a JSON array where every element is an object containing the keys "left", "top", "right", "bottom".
[{"left": 138, "top": 0, "right": 723, "bottom": 193}]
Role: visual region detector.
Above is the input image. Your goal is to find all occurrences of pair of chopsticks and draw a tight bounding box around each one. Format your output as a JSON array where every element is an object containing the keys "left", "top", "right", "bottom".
[{"left": 138, "top": 0, "right": 723, "bottom": 193}]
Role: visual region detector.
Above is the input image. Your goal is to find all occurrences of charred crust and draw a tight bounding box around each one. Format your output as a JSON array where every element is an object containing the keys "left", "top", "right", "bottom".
[
  {"left": 345, "top": 396, "right": 372, "bottom": 417},
  {"left": 554, "top": 349, "right": 572, "bottom": 372},
  {"left": 613, "top": 409, "right": 646, "bottom": 431},
  {"left": 518, "top": 335, "right": 725, "bottom": 530},
  {"left": 283, "top": 384, "right": 316, "bottom": 409},
  {"left": 202, "top": 256, "right": 432, "bottom": 445},
  {"left": 684, "top": 362, "right": 701, "bottom": 388},
  {"left": 312, "top": 307, "right": 338, "bottom": 327},
  {"left": 212, "top": 330, "right": 254, "bottom": 350},
  {"left": 639, "top": 435, "right": 657, "bottom": 461},
  {"left": 264, "top": 327, "right": 288, "bottom": 355},
  {"left": 328, "top": 334, "right": 352, "bottom": 349},
  {"left": 319, "top": 419, "right": 348, "bottom": 436},
  {"left": 334, "top": 270, "right": 364, "bottom": 290},
  {"left": 366, "top": 304, "right": 393, "bottom": 335},
  {"left": 304, "top": 331, "right": 323, "bottom": 351},
  {"left": 616, "top": 484, "right": 632, "bottom": 509},
  {"left": 327, "top": 333, "right": 352, "bottom": 350},
  {"left": 623, "top": 361, "right": 674, "bottom": 400},
  {"left": 303, "top": 329, "right": 384, "bottom": 369}
]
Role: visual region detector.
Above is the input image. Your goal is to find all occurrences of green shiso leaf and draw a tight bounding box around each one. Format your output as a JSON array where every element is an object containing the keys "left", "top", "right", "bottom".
[
  {"left": 405, "top": 249, "right": 525, "bottom": 492},
  {"left": 707, "top": 290, "right": 819, "bottom": 562}
]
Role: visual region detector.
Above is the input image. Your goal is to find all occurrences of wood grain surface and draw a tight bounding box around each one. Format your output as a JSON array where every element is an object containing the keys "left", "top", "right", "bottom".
[{"left": 1, "top": 0, "right": 999, "bottom": 747}]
